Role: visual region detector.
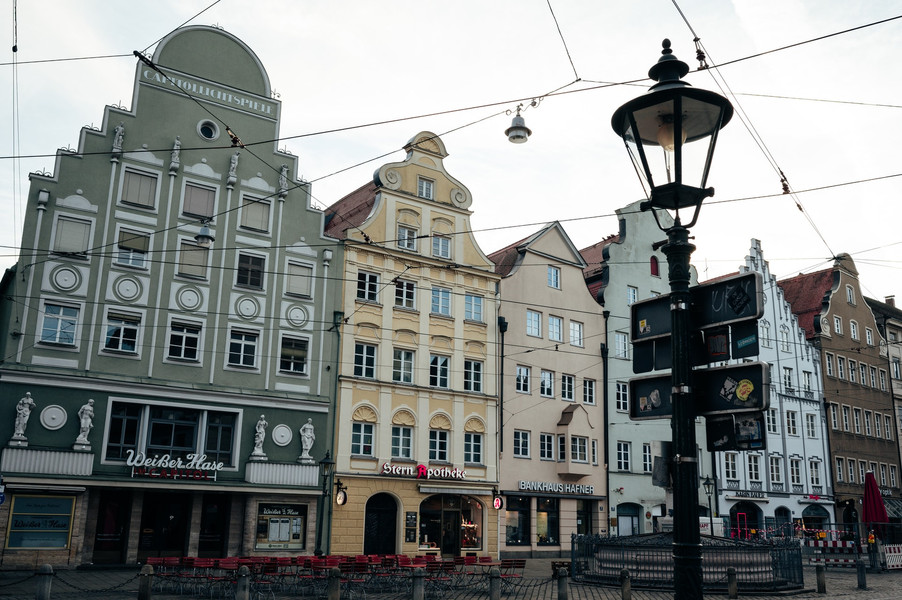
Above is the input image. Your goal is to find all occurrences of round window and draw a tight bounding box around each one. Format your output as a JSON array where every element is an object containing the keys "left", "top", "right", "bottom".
[{"left": 198, "top": 120, "right": 219, "bottom": 141}]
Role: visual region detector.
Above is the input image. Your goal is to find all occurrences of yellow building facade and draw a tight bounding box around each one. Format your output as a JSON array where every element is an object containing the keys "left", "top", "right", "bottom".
[{"left": 324, "top": 132, "right": 500, "bottom": 557}]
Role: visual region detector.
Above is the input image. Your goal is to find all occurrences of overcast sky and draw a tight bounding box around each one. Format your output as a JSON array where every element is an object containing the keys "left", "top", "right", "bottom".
[{"left": 2, "top": 1, "right": 901, "bottom": 304}]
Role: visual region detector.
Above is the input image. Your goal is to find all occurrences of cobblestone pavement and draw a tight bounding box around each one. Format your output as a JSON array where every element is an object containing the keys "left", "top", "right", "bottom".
[{"left": 1, "top": 561, "right": 901, "bottom": 600}]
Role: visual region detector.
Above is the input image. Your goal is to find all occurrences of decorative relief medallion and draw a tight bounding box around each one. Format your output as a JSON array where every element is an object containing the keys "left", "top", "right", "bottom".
[
  {"left": 382, "top": 168, "right": 402, "bottom": 190},
  {"left": 272, "top": 424, "right": 292, "bottom": 447},
  {"left": 286, "top": 305, "right": 308, "bottom": 328},
  {"left": 175, "top": 286, "right": 203, "bottom": 312},
  {"left": 236, "top": 296, "right": 260, "bottom": 319},
  {"left": 114, "top": 276, "right": 142, "bottom": 302},
  {"left": 40, "top": 405, "right": 67, "bottom": 430},
  {"left": 51, "top": 266, "right": 80, "bottom": 292},
  {"left": 449, "top": 187, "right": 472, "bottom": 209}
]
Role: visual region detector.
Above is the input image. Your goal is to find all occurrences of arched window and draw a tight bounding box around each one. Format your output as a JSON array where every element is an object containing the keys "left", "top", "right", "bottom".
[{"left": 650, "top": 256, "right": 660, "bottom": 277}]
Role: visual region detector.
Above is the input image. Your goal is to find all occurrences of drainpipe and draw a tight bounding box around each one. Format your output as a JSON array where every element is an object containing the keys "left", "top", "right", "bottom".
[
  {"left": 602, "top": 310, "right": 610, "bottom": 531},
  {"left": 497, "top": 316, "right": 508, "bottom": 451}
]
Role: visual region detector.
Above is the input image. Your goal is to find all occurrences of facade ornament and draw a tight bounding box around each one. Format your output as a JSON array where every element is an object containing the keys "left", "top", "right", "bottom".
[
  {"left": 278, "top": 164, "right": 289, "bottom": 198},
  {"left": 298, "top": 418, "right": 315, "bottom": 464},
  {"left": 73, "top": 399, "right": 94, "bottom": 450},
  {"left": 250, "top": 414, "right": 268, "bottom": 460},
  {"left": 227, "top": 150, "right": 240, "bottom": 188},
  {"left": 10, "top": 392, "right": 36, "bottom": 446},
  {"left": 111, "top": 122, "right": 125, "bottom": 160},
  {"left": 169, "top": 136, "right": 181, "bottom": 174}
]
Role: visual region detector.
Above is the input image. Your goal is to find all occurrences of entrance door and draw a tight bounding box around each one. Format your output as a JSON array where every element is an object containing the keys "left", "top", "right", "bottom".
[
  {"left": 441, "top": 511, "right": 460, "bottom": 556},
  {"left": 616, "top": 503, "right": 640, "bottom": 536},
  {"left": 198, "top": 493, "right": 230, "bottom": 557},
  {"left": 363, "top": 493, "right": 398, "bottom": 555},
  {"left": 92, "top": 489, "right": 132, "bottom": 564},
  {"left": 138, "top": 492, "right": 191, "bottom": 559}
]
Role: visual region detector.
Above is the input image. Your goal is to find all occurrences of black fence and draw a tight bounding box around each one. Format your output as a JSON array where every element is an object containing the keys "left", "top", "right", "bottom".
[{"left": 570, "top": 532, "right": 804, "bottom": 592}]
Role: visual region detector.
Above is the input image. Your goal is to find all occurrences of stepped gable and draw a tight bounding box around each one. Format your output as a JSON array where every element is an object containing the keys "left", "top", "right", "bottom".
[{"left": 777, "top": 268, "right": 834, "bottom": 340}]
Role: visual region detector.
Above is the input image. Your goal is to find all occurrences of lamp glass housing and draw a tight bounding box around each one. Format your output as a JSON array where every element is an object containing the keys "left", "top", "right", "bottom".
[
  {"left": 702, "top": 476, "right": 714, "bottom": 497},
  {"left": 319, "top": 452, "right": 335, "bottom": 480}
]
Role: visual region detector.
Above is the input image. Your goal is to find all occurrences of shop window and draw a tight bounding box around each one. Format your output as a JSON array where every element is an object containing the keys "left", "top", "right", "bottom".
[
  {"left": 255, "top": 504, "right": 307, "bottom": 551},
  {"left": 147, "top": 407, "right": 199, "bottom": 460},
  {"left": 6, "top": 496, "right": 75, "bottom": 549},
  {"left": 505, "top": 496, "right": 531, "bottom": 546},
  {"left": 418, "top": 494, "right": 484, "bottom": 553},
  {"left": 536, "top": 498, "right": 559, "bottom": 545}
]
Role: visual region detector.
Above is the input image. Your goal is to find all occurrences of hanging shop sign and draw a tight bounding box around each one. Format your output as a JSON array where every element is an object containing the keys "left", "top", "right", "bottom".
[{"left": 126, "top": 450, "right": 224, "bottom": 481}]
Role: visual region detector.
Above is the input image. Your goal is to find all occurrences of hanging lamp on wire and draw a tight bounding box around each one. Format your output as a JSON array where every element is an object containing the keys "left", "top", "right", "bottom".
[
  {"left": 195, "top": 220, "right": 215, "bottom": 248},
  {"left": 505, "top": 104, "right": 532, "bottom": 144}
]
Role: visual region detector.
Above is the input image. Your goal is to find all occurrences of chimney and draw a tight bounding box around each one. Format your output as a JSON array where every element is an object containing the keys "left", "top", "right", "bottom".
[{"left": 887, "top": 295, "right": 895, "bottom": 308}]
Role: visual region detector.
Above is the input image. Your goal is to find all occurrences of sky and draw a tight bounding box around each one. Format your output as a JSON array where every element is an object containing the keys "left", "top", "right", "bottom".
[{"left": 2, "top": 1, "right": 901, "bottom": 304}]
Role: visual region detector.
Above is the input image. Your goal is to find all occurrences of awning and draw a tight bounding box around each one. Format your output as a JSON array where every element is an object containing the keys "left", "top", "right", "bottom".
[{"left": 883, "top": 498, "right": 902, "bottom": 519}]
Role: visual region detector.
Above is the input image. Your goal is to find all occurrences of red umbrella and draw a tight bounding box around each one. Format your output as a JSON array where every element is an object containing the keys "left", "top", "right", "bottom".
[{"left": 862, "top": 470, "right": 888, "bottom": 538}]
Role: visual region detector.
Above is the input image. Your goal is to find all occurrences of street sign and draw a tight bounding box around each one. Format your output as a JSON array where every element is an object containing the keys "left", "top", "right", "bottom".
[
  {"left": 692, "top": 272, "right": 763, "bottom": 331},
  {"left": 706, "top": 412, "right": 767, "bottom": 452},
  {"left": 629, "top": 361, "right": 769, "bottom": 420}
]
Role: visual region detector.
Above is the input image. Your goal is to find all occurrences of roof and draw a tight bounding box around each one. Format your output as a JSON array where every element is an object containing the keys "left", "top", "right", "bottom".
[
  {"left": 486, "top": 231, "right": 535, "bottom": 277},
  {"left": 777, "top": 268, "right": 835, "bottom": 340},
  {"left": 578, "top": 234, "right": 619, "bottom": 302},
  {"left": 323, "top": 181, "right": 378, "bottom": 240}
]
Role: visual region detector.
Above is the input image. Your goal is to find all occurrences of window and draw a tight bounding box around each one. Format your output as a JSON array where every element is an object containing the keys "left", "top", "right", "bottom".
[
  {"left": 803, "top": 371, "right": 812, "bottom": 391},
  {"left": 893, "top": 358, "right": 901, "bottom": 380},
  {"left": 53, "top": 216, "right": 91, "bottom": 256},
  {"left": 40, "top": 303, "right": 79, "bottom": 345},
  {"left": 782, "top": 367, "right": 794, "bottom": 388},
  {"left": 860, "top": 462, "right": 867, "bottom": 484},
  {"left": 786, "top": 411, "right": 798, "bottom": 436},
  {"left": 464, "top": 295, "right": 483, "bottom": 322},
  {"left": 282, "top": 262, "right": 313, "bottom": 297},
  {"left": 850, "top": 320, "right": 859, "bottom": 341},
  {"left": 431, "top": 287, "right": 451, "bottom": 316},
  {"left": 397, "top": 226, "right": 418, "bottom": 251},
  {"left": 394, "top": 279, "right": 416, "bottom": 309},
  {"left": 279, "top": 337, "right": 308, "bottom": 374},
  {"left": 548, "top": 316, "right": 563, "bottom": 342},
  {"left": 853, "top": 408, "right": 862, "bottom": 434},
  {"left": 356, "top": 271, "right": 379, "bottom": 302},
  {"left": 228, "top": 330, "right": 257, "bottom": 368},
  {"left": 849, "top": 360, "right": 857, "bottom": 383},
  {"left": 770, "top": 457, "right": 783, "bottom": 484},
  {"left": 236, "top": 253, "right": 265, "bottom": 289},
  {"left": 178, "top": 241, "right": 207, "bottom": 278},
  {"left": 351, "top": 422, "right": 374, "bottom": 456},
  {"left": 809, "top": 461, "right": 821, "bottom": 486},
  {"left": 725, "top": 453, "right": 738, "bottom": 479},
  {"left": 780, "top": 327, "right": 791, "bottom": 352},
  {"left": 592, "top": 440, "right": 598, "bottom": 465},
  {"left": 147, "top": 407, "right": 198, "bottom": 461},
  {"left": 643, "top": 443, "right": 652, "bottom": 473},
  {"left": 842, "top": 406, "right": 850, "bottom": 431},
  {"left": 848, "top": 459, "right": 856, "bottom": 483},
  {"left": 830, "top": 404, "right": 839, "bottom": 429},
  {"left": 505, "top": 496, "right": 531, "bottom": 546},
  {"left": 432, "top": 235, "right": 451, "bottom": 258},
  {"left": 865, "top": 411, "right": 873, "bottom": 436},
  {"left": 806, "top": 413, "right": 817, "bottom": 438},
  {"left": 547, "top": 266, "right": 561, "bottom": 289},
  {"left": 536, "top": 498, "right": 559, "bottom": 545},
  {"left": 892, "top": 466, "right": 898, "bottom": 488},
  {"left": 204, "top": 411, "right": 236, "bottom": 466},
  {"left": 106, "top": 402, "right": 142, "bottom": 459},
  {"left": 540, "top": 370, "right": 554, "bottom": 397},
  {"left": 121, "top": 169, "right": 157, "bottom": 208},
  {"left": 417, "top": 177, "right": 434, "bottom": 199},
  {"left": 183, "top": 183, "right": 215, "bottom": 217},
  {"left": 616, "top": 442, "right": 631, "bottom": 471},
  {"left": 583, "top": 379, "right": 596, "bottom": 404},
  {"left": 861, "top": 363, "right": 868, "bottom": 385},
  {"left": 885, "top": 415, "right": 893, "bottom": 440},
  {"left": 766, "top": 408, "right": 778, "bottom": 434},
  {"left": 515, "top": 365, "right": 530, "bottom": 393},
  {"left": 627, "top": 286, "right": 638, "bottom": 306},
  {"left": 825, "top": 353, "right": 835, "bottom": 377},
  {"left": 836, "top": 458, "right": 844, "bottom": 483},
  {"left": 570, "top": 321, "right": 584, "bottom": 346},
  {"left": 464, "top": 360, "right": 483, "bottom": 392},
  {"left": 561, "top": 374, "right": 574, "bottom": 401},
  {"left": 464, "top": 432, "right": 482, "bottom": 464},
  {"left": 116, "top": 230, "right": 149, "bottom": 268},
  {"left": 513, "top": 430, "right": 530, "bottom": 458},
  {"left": 353, "top": 343, "right": 376, "bottom": 378},
  {"left": 558, "top": 436, "right": 566, "bottom": 462},
  {"left": 790, "top": 459, "right": 802, "bottom": 485},
  {"left": 429, "top": 355, "right": 449, "bottom": 388},
  {"left": 168, "top": 322, "right": 200, "bottom": 361},
  {"left": 833, "top": 315, "right": 842, "bottom": 335},
  {"left": 870, "top": 366, "right": 877, "bottom": 387},
  {"left": 104, "top": 313, "right": 139, "bottom": 354},
  {"left": 875, "top": 414, "right": 882, "bottom": 438},
  {"left": 240, "top": 196, "right": 270, "bottom": 231},
  {"left": 614, "top": 332, "right": 629, "bottom": 359},
  {"left": 866, "top": 328, "right": 874, "bottom": 345},
  {"left": 650, "top": 255, "right": 660, "bottom": 276},
  {"left": 846, "top": 285, "right": 855, "bottom": 304},
  {"left": 570, "top": 436, "right": 588, "bottom": 462},
  {"left": 760, "top": 321, "right": 772, "bottom": 347},
  {"left": 391, "top": 426, "right": 412, "bottom": 459},
  {"left": 748, "top": 454, "right": 761, "bottom": 481},
  {"left": 616, "top": 382, "right": 629, "bottom": 411},
  {"left": 880, "top": 370, "right": 888, "bottom": 391},
  {"left": 526, "top": 310, "right": 541, "bottom": 337},
  {"left": 540, "top": 433, "right": 555, "bottom": 460},
  {"left": 837, "top": 356, "right": 846, "bottom": 380},
  {"left": 392, "top": 349, "right": 414, "bottom": 383}
]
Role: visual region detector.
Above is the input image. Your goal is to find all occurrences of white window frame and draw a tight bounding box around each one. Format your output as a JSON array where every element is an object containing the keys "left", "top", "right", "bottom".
[
  {"left": 395, "top": 279, "right": 416, "bottom": 309},
  {"left": 547, "top": 266, "right": 561, "bottom": 289},
  {"left": 103, "top": 311, "right": 141, "bottom": 355},
  {"left": 539, "top": 433, "right": 554, "bottom": 460},
  {"left": 351, "top": 422, "right": 374, "bottom": 456},
  {"left": 286, "top": 261, "right": 313, "bottom": 297},
  {"left": 431, "top": 287, "right": 451, "bottom": 316},
  {"left": 464, "top": 432, "right": 483, "bottom": 464},
  {"left": 464, "top": 360, "right": 483, "bottom": 393},
  {"left": 570, "top": 436, "right": 589, "bottom": 463},
  {"left": 627, "top": 286, "right": 638, "bottom": 306},
  {"left": 526, "top": 310, "right": 542, "bottom": 337},
  {"left": 748, "top": 454, "right": 761, "bottom": 481},
  {"left": 616, "top": 382, "right": 629, "bottom": 411},
  {"left": 570, "top": 321, "right": 584, "bottom": 346},
  {"left": 464, "top": 294, "right": 483, "bottom": 322},
  {"left": 429, "top": 429, "right": 449, "bottom": 462},
  {"left": 429, "top": 354, "right": 450, "bottom": 388},
  {"left": 417, "top": 177, "right": 434, "bottom": 200},
  {"left": 115, "top": 228, "right": 150, "bottom": 269},
  {"left": 392, "top": 349, "right": 414, "bottom": 383},
  {"left": 513, "top": 430, "right": 530, "bottom": 458},
  {"left": 227, "top": 329, "right": 259, "bottom": 370},
  {"left": 391, "top": 425, "right": 412, "bottom": 459},
  {"left": 725, "top": 453, "right": 738, "bottom": 479},
  {"left": 353, "top": 342, "right": 377, "bottom": 378},
  {"left": 397, "top": 225, "right": 418, "bottom": 251},
  {"left": 548, "top": 316, "right": 563, "bottom": 342},
  {"left": 182, "top": 181, "right": 217, "bottom": 218},
  {"left": 167, "top": 319, "right": 202, "bottom": 363},
  {"left": 540, "top": 370, "right": 554, "bottom": 397},
  {"left": 357, "top": 271, "right": 379, "bottom": 302},
  {"left": 616, "top": 441, "right": 631, "bottom": 472},
  {"left": 39, "top": 301, "right": 81, "bottom": 347},
  {"left": 52, "top": 215, "right": 92, "bottom": 257},
  {"left": 806, "top": 413, "right": 817, "bottom": 438},
  {"left": 614, "top": 332, "right": 629, "bottom": 359},
  {"left": 770, "top": 456, "right": 783, "bottom": 484},
  {"left": 583, "top": 379, "right": 596, "bottom": 405},
  {"left": 120, "top": 168, "right": 159, "bottom": 209},
  {"left": 432, "top": 235, "right": 451, "bottom": 259},
  {"left": 561, "top": 374, "right": 575, "bottom": 401},
  {"left": 515, "top": 365, "right": 530, "bottom": 394},
  {"left": 279, "top": 335, "right": 309, "bottom": 375}
]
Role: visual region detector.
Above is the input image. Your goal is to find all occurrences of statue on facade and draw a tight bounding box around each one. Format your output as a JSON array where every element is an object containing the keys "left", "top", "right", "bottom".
[
  {"left": 75, "top": 399, "right": 95, "bottom": 445},
  {"left": 251, "top": 414, "right": 268, "bottom": 457},
  {"left": 227, "top": 150, "right": 240, "bottom": 187},
  {"left": 169, "top": 136, "right": 181, "bottom": 174},
  {"left": 12, "top": 392, "right": 36, "bottom": 441},
  {"left": 278, "top": 164, "right": 289, "bottom": 198},
  {"left": 112, "top": 122, "right": 125, "bottom": 155},
  {"left": 299, "top": 418, "right": 315, "bottom": 460}
]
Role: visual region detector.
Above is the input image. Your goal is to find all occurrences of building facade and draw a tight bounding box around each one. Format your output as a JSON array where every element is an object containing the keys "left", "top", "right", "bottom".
[
  {"left": 580, "top": 201, "right": 712, "bottom": 535},
  {"left": 323, "top": 132, "right": 500, "bottom": 557},
  {"left": 488, "top": 222, "right": 607, "bottom": 557},
  {"left": 0, "top": 26, "right": 340, "bottom": 567},
  {"left": 714, "top": 240, "right": 834, "bottom": 539},
  {"left": 780, "top": 255, "right": 902, "bottom": 528}
]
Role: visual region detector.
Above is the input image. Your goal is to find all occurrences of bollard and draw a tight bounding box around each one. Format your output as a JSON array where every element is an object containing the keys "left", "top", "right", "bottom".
[
  {"left": 412, "top": 566, "right": 425, "bottom": 600},
  {"left": 35, "top": 564, "right": 53, "bottom": 600},
  {"left": 727, "top": 567, "right": 738, "bottom": 599},
  {"left": 138, "top": 563, "right": 154, "bottom": 600},
  {"left": 619, "top": 568, "right": 631, "bottom": 600},
  {"left": 857, "top": 556, "right": 867, "bottom": 590},
  {"left": 557, "top": 567, "right": 569, "bottom": 600},
  {"left": 489, "top": 566, "right": 501, "bottom": 600},
  {"left": 235, "top": 565, "right": 251, "bottom": 600},
  {"left": 815, "top": 564, "right": 826, "bottom": 594},
  {"left": 327, "top": 566, "right": 341, "bottom": 600}
]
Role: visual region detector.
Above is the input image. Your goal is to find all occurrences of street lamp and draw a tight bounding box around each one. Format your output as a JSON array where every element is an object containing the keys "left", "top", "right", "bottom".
[
  {"left": 313, "top": 451, "right": 335, "bottom": 556},
  {"left": 703, "top": 476, "right": 715, "bottom": 536},
  {"left": 611, "top": 39, "right": 733, "bottom": 600}
]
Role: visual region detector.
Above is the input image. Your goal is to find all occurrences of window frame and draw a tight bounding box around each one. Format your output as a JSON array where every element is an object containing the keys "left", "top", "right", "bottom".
[
  {"left": 429, "top": 354, "right": 450, "bottom": 388},
  {"left": 464, "top": 359, "right": 483, "bottom": 393},
  {"left": 615, "top": 381, "right": 629, "bottom": 411},
  {"left": 616, "top": 441, "right": 631, "bottom": 472},
  {"left": 515, "top": 365, "right": 530, "bottom": 394},
  {"left": 547, "top": 266, "right": 561, "bottom": 289},
  {"left": 583, "top": 379, "right": 596, "bottom": 405},
  {"left": 417, "top": 177, "right": 434, "bottom": 200},
  {"left": 464, "top": 294, "right": 483, "bottom": 322},
  {"left": 464, "top": 432, "right": 483, "bottom": 464},
  {"left": 227, "top": 329, "right": 259, "bottom": 369},
  {"left": 429, "top": 429, "right": 450, "bottom": 462},
  {"left": 539, "top": 370, "right": 554, "bottom": 398},
  {"left": 236, "top": 252, "right": 266, "bottom": 290},
  {"left": 167, "top": 320, "right": 202, "bottom": 363},
  {"left": 353, "top": 342, "right": 376, "bottom": 378},
  {"left": 39, "top": 302, "right": 80, "bottom": 347},
  {"left": 526, "top": 310, "right": 542, "bottom": 337},
  {"left": 239, "top": 195, "right": 271, "bottom": 232},
  {"left": 513, "top": 430, "right": 530, "bottom": 458},
  {"left": 177, "top": 240, "right": 208, "bottom": 279},
  {"left": 560, "top": 374, "right": 575, "bottom": 402},
  {"left": 351, "top": 422, "right": 374, "bottom": 456},
  {"left": 397, "top": 225, "right": 418, "bottom": 251},
  {"left": 392, "top": 348, "right": 414, "bottom": 384},
  {"left": 432, "top": 235, "right": 451, "bottom": 259},
  {"left": 120, "top": 168, "right": 159, "bottom": 210},
  {"left": 570, "top": 321, "right": 584, "bottom": 346},
  {"left": 391, "top": 425, "right": 412, "bottom": 459},
  {"left": 115, "top": 228, "right": 150, "bottom": 269},
  {"left": 52, "top": 215, "right": 92, "bottom": 258},
  {"left": 430, "top": 287, "right": 452, "bottom": 316},
  {"left": 279, "top": 335, "right": 309, "bottom": 375},
  {"left": 182, "top": 181, "right": 217, "bottom": 218},
  {"left": 103, "top": 311, "right": 141, "bottom": 355},
  {"left": 548, "top": 315, "right": 563, "bottom": 342},
  {"left": 356, "top": 271, "right": 379, "bottom": 302}
]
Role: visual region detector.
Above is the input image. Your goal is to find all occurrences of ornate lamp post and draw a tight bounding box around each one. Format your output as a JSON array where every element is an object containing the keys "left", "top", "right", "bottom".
[
  {"left": 313, "top": 451, "right": 335, "bottom": 556},
  {"left": 611, "top": 40, "right": 733, "bottom": 600},
  {"left": 703, "top": 476, "right": 715, "bottom": 536}
]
